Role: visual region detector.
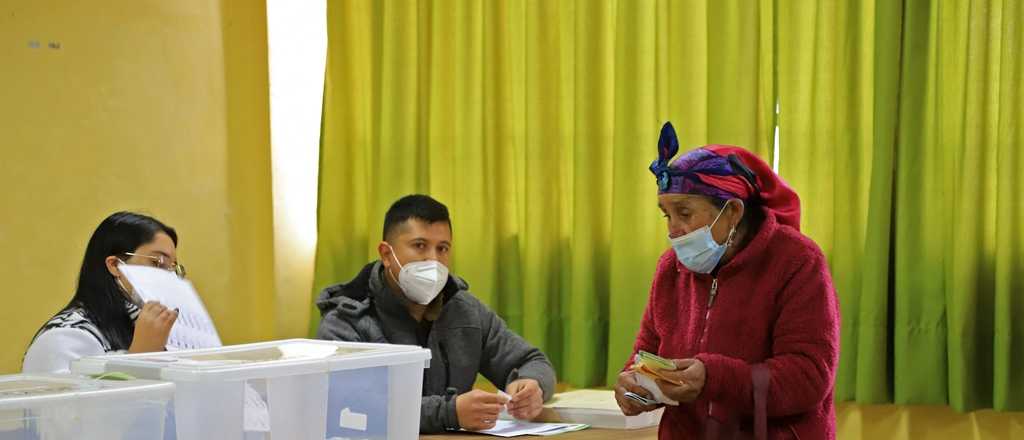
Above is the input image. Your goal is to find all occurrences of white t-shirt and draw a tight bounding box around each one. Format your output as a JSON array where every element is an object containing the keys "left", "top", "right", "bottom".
[
  {"left": 22, "top": 305, "right": 136, "bottom": 374},
  {"left": 23, "top": 327, "right": 108, "bottom": 374}
]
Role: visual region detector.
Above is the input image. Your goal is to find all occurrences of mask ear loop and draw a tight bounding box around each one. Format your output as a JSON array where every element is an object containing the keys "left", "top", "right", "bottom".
[
  {"left": 115, "top": 277, "right": 129, "bottom": 293},
  {"left": 383, "top": 243, "right": 405, "bottom": 287},
  {"left": 724, "top": 225, "right": 738, "bottom": 248},
  {"left": 114, "top": 259, "right": 129, "bottom": 293},
  {"left": 709, "top": 199, "right": 731, "bottom": 229},
  {"left": 384, "top": 243, "right": 405, "bottom": 270},
  {"left": 711, "top": 200, "right": 741, "bottom": 248},
  {"left": 114, "top": 259, "right": 144, "bottom": 306}
]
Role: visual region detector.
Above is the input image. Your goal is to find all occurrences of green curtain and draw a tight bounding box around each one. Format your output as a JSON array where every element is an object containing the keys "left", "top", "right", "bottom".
[
  {"left": 775, "top": 0, "right": 903, "bottom": 405},
  {"left": 892, "top": 0, "right": 1024, "bottom": 411},
  {"left": 776, "top": 0, "right": 1024, "bottom": 411},
  {"left": 313, "top": 0, "right": 1024, "bottom": 410},
  {"left": 312, "top": 0, "right": 774, "bottom": 387}
]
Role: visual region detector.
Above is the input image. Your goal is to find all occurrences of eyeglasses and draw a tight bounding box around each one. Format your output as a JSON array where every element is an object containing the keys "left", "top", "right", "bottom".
[{"left": 123, "top": 252, "right": 187, "bottom": 278}]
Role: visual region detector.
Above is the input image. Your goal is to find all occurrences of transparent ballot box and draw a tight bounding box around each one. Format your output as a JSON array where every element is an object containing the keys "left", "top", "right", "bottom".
[
  {"left": 0, "top": 374, "right": 173, "bottom": 440},
  {"left": 72, "top": 339, "right": 430, "bottom": 440}
]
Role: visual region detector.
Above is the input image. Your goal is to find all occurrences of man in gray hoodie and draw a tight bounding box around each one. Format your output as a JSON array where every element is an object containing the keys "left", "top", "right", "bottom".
[{"left": 316, "top": 194, "right": 556, "bottom": 433}]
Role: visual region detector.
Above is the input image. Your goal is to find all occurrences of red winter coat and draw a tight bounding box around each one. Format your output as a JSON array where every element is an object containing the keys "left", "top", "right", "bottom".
[{"left": 627, "top": 210, "right": 840, "bottom": 440}]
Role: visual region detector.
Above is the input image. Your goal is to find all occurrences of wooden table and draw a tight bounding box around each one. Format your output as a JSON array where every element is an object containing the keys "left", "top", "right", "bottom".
[{"left": 421, "top": 427, "right": 658, "bottom": 439}]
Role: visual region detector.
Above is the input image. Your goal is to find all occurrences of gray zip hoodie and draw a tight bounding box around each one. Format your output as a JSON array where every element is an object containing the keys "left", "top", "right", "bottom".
[{"left": 315, "top": 261, "right": 556, "bottom": 433}]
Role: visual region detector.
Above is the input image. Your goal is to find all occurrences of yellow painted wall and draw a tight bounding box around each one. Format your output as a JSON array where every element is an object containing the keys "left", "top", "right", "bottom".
[{"left": 0, "top": 0, "right": 278, "bottom": 374}]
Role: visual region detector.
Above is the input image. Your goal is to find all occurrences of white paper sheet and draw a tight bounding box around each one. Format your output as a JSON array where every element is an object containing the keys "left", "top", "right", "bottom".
[
  {"left": 119, "top": 264, "right": 222, "bottom": 350},
  {"left": 633, "top": 372, "right": 679, "bottom": 406},
  {"left": 243, "top": 383, "right": 271, "bottom": 432},
  {"left": 475, "top": 421, "right": 589, "bottom": 437}
]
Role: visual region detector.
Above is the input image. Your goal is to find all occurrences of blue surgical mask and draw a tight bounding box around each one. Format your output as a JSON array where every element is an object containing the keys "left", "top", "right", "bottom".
[{"left": 669, "top": 201, "right": 737, "bottom": 274}]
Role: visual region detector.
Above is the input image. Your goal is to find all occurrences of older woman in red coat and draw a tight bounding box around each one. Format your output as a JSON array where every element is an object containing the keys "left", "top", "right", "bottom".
[{"left": 614, "top": 122, "right": 841, "bottom": 440}]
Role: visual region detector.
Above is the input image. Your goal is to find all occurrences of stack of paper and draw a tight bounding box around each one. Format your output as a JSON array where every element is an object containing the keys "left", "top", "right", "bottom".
[{"left": 503, "top": 389, "right": 662, "bottom": 430}]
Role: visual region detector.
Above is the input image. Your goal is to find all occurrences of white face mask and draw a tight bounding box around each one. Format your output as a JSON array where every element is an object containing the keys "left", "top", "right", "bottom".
[
  {"left": 668, "top": 200, "right": 737, "bottom": 274},
  {"left": 385, "top": 244, "right": 449, "bottom": 305}
]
